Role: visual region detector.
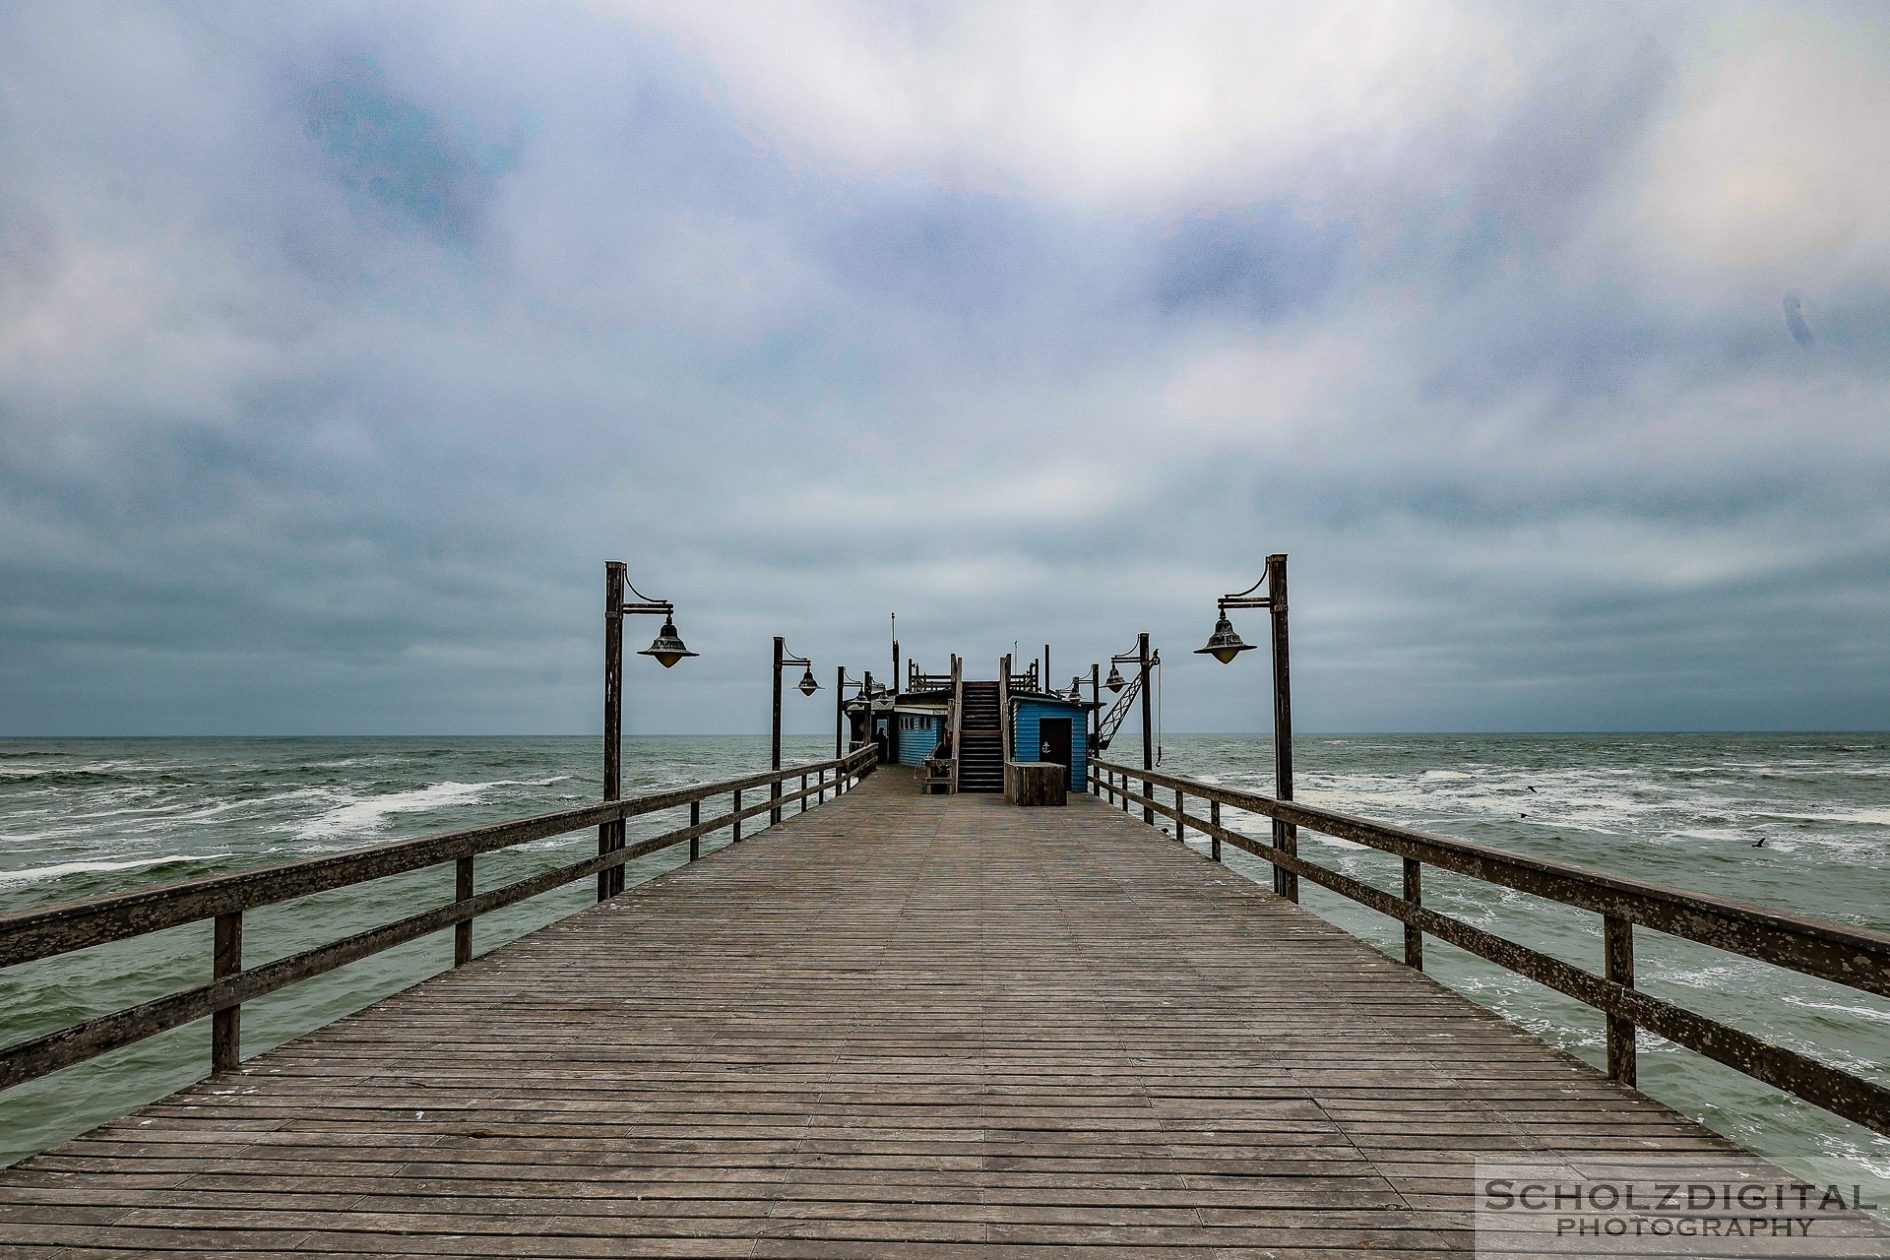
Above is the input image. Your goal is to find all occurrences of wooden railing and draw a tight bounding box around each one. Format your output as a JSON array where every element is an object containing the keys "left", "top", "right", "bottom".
[
  {"left": 1091, "top": 755, "right": 1890, "bottom": 1138},
  {"left": 0, "top": 746, "right": 877, "bottom": 1093}
]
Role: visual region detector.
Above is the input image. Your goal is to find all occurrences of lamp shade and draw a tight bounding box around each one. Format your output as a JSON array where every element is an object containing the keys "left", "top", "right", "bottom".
[
  {"left": 797, "top": 666, "right": 820, "bottom": 696},
  {"left": 1104, "top": 664, "right": 1126, "bottom": 692},
  {"left": 638, "top": 617, "right": 697, "bottom": 668},
  {"left": 1193, "top": 613, "right": 1255, "bottom": 665}
]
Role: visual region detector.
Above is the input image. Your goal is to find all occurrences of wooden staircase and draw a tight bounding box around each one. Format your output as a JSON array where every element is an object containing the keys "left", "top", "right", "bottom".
[{"left": 956, "top": 681, "right": 1003, "bottom": 793}]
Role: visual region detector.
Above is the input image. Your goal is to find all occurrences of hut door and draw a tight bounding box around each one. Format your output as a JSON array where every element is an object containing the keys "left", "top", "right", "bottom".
[{"left": 1038, "top": 718, "right": 1071, "bottom": 776}]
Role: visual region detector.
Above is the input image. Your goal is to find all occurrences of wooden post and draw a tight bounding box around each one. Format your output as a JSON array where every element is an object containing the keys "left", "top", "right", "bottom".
[
  {"left": 1138, "top": 633, "right": 1153, "bottom": 826},
  {"left": 1090, "top": 663, "right": 1101, "bottom": 792},
  {"left": 1605, "top": 914, "right": 1637, "bottom": 1086},
  {"left": 600, "top": 561, "right": 625, "bottom": 902},
  {"left": 732, "top": 789, "right": 742, "bottom": 843},
  {"left": 212, "top": 911, "right": 241, "bottom": 1073},
  {"left": 1175, "top": 789, "right": 1185, "bottom": 842},
  {"left": 454, "top": 856, "right": 474, "bottom": 966},
  {"left": 1210, "top": 800, "right": 1221, "bottom": 863},
  {"left": 689, "top": 800, "right": 700, "bottom": 862},
  {"left": 834, "top": 666, "right": 844, "bottom": 758},
  {"left": 800, "top": 772, "right": 808, "bottom": 813},
  {"left": 1267, "top": 555, "right": 1298, "bottom": 903},
  {"left": 771, "top": 637, "right": 784, "bottom": 827},
  {"left": 1402, "top": 859, "right": 1423, "bottom": 970}
]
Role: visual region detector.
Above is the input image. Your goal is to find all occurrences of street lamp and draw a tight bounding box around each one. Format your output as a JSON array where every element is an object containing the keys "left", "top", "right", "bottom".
[
  {"left": 1195, "top": 552, "right": 1295, "bottom": 901},
  {"left": 1111, "top": 637, "right": 1157, "bottom": 823},
  {"left": 772, "top": 638, "right": 817, "bottom": 825},
  {"left": 602, "top": 561, "right": 695, "bottom": 901},
  {"left": 835, "top": 668, "right": 866, "bottom": 757}
]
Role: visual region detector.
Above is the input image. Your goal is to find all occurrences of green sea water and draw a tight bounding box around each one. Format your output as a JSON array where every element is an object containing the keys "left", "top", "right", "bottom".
[{"left": 1, "top": 732, "right": 1886, "bottom": 1202}]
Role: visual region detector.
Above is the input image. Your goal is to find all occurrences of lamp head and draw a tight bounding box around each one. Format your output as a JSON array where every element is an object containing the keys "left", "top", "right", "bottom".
[
  {"left": 1104, "top": 663, "right": 1126, "bottom": 693},
  {"left": 1194, "top": 612, "right": 1255, "bottom": 665},
  {"left": 797, "top": 666, "right": 820, "bottom": 696},
  {"left": 638, "top": 617, "right": 697, "bottom": 668}
]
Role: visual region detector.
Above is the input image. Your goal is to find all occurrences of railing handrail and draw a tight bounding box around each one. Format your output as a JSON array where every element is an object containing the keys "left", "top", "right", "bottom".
[
  {"left": 1090, "top": 753, "right": 1890, "bottom": 1137},
  {"left": 1, "top": 744, "right": 877, "bottom": 1094},
  {"left": 1091, "top": 755, "right": 1890, "bottom": 989},
  {"left": 0, "top": 746, "right": 873, "bottom": 969}
]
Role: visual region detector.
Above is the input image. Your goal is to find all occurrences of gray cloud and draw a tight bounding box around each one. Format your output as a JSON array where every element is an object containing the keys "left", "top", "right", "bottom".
[{"left": 1, "top": 2, "right": 1887, "bottom": 736}]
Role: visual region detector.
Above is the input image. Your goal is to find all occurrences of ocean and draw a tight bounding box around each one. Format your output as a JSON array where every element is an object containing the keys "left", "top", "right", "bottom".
[{"left": 2, "top": 732, "right": 1887, "bottom": 1200}]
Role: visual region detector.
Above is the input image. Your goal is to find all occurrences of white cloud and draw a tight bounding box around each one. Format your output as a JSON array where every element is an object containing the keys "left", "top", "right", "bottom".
[
  {"left": 1607, "top": 9, "right": 1890, "bottom": 295},
  {"left": 614, "top": 0, "right": 1528, "bottom": 210}
]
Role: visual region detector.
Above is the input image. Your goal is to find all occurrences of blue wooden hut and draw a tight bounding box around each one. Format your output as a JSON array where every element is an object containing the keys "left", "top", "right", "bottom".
[{"left": 1011, "top": 694, "right": 1089, "bottom": 791}]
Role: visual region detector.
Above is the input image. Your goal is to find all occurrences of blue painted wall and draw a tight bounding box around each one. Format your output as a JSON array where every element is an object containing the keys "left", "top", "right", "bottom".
[
  {"left": 895, "top": 714, "right": 943, "bottom": 766},
  {"left": 1011, "top": 699, "right": 1088, "bottom": 789}
]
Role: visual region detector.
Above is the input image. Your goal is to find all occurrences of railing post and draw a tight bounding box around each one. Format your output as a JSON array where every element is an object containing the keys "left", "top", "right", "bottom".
[
  {"left": 689, "top": 800, "right": 700, "bottom": 862},
  {"left": 1210, "top": 800, "right": 1221, "bottom": 863},
  {"left": 1176, "top": 790, "right": 1186, "bottom": 843},
  {"left": 1605, "top": 914, "right": 1637, "bottom": 1087},
  {"left": 454, "top": 856, "right": 474, "bottom": 967},
  {"left": 800, "top": 772, "right": 808, "bottom": 813},
  {"left": 1402, "top": 859, "right": 1422, "bottom": 970},
  {"left": 212, "top": 911, "right": 242, "bottom": 1073},
  {"left": 733, "top": 789, "right": 742, "bottom": 842}
]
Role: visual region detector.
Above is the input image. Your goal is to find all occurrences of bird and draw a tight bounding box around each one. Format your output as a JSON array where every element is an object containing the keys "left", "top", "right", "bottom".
[
  {"left": 1752, "top": 837, "right": 1767, "bottom": 848},
  {"left": 1526, "top": 785, "right": 1537, "bottom": 794}
]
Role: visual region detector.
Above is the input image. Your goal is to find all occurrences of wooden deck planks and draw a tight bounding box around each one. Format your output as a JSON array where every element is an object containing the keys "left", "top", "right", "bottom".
[{"left": 0, "top": 771, "right": 1879, "bottom": 1256}]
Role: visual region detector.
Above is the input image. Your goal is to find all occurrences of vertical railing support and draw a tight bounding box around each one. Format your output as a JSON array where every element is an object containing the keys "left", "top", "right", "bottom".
[
  {"left": 800, "top": 772, "right": 808, "bottom": 813},
  {"left": 454, "top": 856, "right": 474, "bottom": 967},
  {"left": 1605, "top": 914, "right": 1637, "bottom": 1087},
  {"left": 689, "top": 800, "right": 700, "bottom": 862},
  {"left": 733, "top": 789, "right": 743, "bottom": 842},
  {"left": 1176, "top": 790, "right": 1186, "bottom": 843},
  {"left": 212, "top": 911, "right": 242, "bottom": 1073},
  {"left": 1402, "top": 859, "right": 1423, "bottom": 970},
  {"left": 1210, "top": 800, "right": 1221, "bottom": 863}
]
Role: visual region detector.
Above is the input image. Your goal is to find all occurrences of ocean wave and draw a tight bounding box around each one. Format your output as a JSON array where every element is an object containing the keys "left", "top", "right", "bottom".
[
  {"left": 0, "top": 853, "right": 224, "bottom": 886},
  {"left": 287, "top": 776, "right": 571, "bottom": 840}
]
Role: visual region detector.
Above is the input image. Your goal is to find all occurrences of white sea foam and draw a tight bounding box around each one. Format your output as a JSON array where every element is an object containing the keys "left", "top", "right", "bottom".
[
  {"left": 288, "top": 777, "right": 570, "bottom": 840},
  {"left": 1779, "top": 995, "right": 1890, "bottom": 1026},
  {"left": 0, "top": 853, "right": 222, "bottom": 885}
]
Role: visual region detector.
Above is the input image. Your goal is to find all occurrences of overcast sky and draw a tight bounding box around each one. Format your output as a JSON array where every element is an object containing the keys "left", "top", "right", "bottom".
[{"left": 3, "top": 2, "right": 1887, "bottom": 736}]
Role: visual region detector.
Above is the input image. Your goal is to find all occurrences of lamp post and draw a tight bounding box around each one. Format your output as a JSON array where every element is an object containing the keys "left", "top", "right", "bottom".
[
  {"left": 602, "top": 561, "right": 696, "bottom": 902},
  {"left": 835, "top": 668, "right": 872, "bottom": 757},
  {"left": 772, "top": 637, "right": 819, "bottom": 826},
  {"left": 1194, "top": 552, "right": 1295, "bottom": 901},
  {"left": 1110, "top": 636, "right": 1155, "bottom": 824},
  {"left": 1088, "top": 663, "right": 1101, "bottom": 792}
]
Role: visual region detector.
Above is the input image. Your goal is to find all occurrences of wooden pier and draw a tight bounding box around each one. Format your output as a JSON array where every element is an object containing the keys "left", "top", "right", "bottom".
[{"left": 7, "top": 768, "right": 1884, "bottom": 1257}]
